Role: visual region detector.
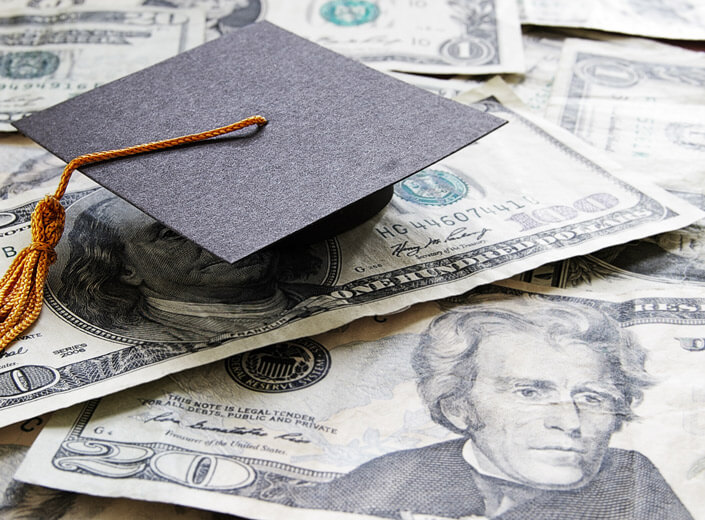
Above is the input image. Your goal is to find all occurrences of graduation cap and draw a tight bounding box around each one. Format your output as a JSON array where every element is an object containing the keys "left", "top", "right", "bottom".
[{"left": 0, "top": 21, "right": 503, "bottom": 349}]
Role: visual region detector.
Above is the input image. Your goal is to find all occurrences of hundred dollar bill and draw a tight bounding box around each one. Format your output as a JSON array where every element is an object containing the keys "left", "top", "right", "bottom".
[
  {"left": 15, "top": 280, "right": 705, "bottom": 519},
  {"left": 264, "top": 0, "right": 525, "bottom": 75},
  {"left": 0, "top": 133, "right": 98, "bottom": 201},
  {"left": 545, "top": 38, "right": 705, "bottom": 193},
  {"left": 0, "top": 416, "right": 232, "bottom": 519},
  {"left": 0, "top": 83, "right": 700, "bottom": 428},
  {"left": 516, "top": 189, "right": 705, "bottom": 293},
  {"left": 0, "top": 134, "right": 67, "bottom": 198},
  {"left": 518, "top": 0, "right": 705, "bottom": 40},
  {"left": 0, "top": 6, "right": 205, "bottom": 131}
]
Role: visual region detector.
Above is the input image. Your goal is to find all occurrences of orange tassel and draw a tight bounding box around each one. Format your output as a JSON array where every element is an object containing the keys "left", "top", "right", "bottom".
[{"left": 0, "top": 115, "right": 267, "bottom": 351}]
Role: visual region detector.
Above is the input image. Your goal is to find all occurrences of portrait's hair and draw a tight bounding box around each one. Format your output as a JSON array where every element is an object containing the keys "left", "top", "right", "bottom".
[
  {"left": 413, "top": 294, "right": 653, "bottom": 436},
  {"left": 53, "top": 193, "right": 324, "bottom": 334},
  {"left": 57, "top": 197, "right": 144, "bottom": 331}
]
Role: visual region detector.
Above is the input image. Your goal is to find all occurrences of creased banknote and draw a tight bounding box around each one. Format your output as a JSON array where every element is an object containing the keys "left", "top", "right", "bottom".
[
  {"left": 518, "top": 0, "right": 705, "bottom": 40},
  {"left": 545, "top": 38, "right": 705, "bottom": 193},
  {"left": 516, "top": 188, "right": 705, "bottom": 293},
  {"left": 501, "top": 30, "right": 563, "bottom": 114},
  {"left": 15, "top": 279, "right": 705, "bottom": 519},
  {"left": 0, "top": 134, "right": 67, "bottom": 198},
  {"left": 117, "top": 0, "right": 264, "bottom": 40},
  {"left": 384, "top": 71, "right": 483, "bottom": 100},
  {"left": 0, "top": 6, "right": 205, "bottom": 130},
  {"left": 0, "top": 0, "right": 266, "bottom": 40},
  {"left": 265, "top": 0, "right": 525, "bottom": 75},
  {"left": 0, "top": 83, "right": 699, "bottom": 429},
  {"left": 0, "top": 415, "right": 232, "bottom": 519}
]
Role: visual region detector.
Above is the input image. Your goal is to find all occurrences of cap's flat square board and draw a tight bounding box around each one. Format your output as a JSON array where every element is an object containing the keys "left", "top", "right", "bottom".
[{"left": 14, "top": 21, "right": 504, "bottom": 263}]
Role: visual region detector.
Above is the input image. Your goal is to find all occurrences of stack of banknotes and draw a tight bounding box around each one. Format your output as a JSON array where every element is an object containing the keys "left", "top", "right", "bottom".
[{"left": 0, "top": 1, "right": 704, "bottom": 519}]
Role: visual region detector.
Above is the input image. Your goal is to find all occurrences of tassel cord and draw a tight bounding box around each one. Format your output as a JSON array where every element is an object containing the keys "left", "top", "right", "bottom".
[{"left": 0, "top": 115, "right": 267, "bottom": 351}]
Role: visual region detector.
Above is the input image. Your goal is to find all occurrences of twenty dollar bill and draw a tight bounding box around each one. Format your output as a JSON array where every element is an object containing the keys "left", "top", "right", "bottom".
[
  {"left": 0, "top": 6, "right": 205, "bottom": 130},
  {"left": 16, "top": 280, "right": 705, "bottom": 519}
]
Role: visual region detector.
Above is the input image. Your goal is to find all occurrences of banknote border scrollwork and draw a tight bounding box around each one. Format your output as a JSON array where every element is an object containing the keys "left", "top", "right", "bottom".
[
  {"left": 0, "top": 10, "right": 197, "bottom": 54},
  {"left": 560, "top": 51, "right": 705, "bottom": 134},
  {"left": 480, "top": 284, "right": 705, "bottom": 326},
  {"left": 49, "top": 398, "right": 343, "bottom": 497},
  {"left": 0, "top": 341, "right": 210, "bottom": 408},
  {"left": 0, "top": 188, "right": 100, "bottom": 230},
  {"left": 567, "top": 253, "right": 705, "bottom": 289},
  {"left": 356, "top": 0, "right": 500, "bottom": 66}
]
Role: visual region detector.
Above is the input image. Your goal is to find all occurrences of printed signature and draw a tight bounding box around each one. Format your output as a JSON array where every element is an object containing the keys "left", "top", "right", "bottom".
[
  {"left": 142, "top": 411, "right": 311, "bottom": 444},
  {"left": 390, "top": 227, "right": 490, "bottom": 257}
]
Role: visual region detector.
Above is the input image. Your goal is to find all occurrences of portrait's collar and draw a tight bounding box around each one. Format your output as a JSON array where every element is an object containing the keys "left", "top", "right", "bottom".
[
  {"left": 462, "top": 438, "right": 523, "bottom": 485},
  {"left": 462, "top": 439, "right": 541, "bottom": 517}
]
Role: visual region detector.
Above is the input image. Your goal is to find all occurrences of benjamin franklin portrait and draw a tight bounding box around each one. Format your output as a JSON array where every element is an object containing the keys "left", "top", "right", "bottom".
[{"left": 47, "top": 190, "right": 331, "bottom": 343}]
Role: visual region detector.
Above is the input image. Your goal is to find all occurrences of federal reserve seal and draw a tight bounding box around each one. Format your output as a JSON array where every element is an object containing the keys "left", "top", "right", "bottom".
[
  {"left": 0, "top": 51, "right": 59, "bottom": 79},
  {"left": 226, "top": 339, "right": 331, "bottom": 393},
  {"left": 320, "top": 0, "right": 380, "bottom": 26},
  {"left": 394, "top": 168, "right": 469, "bottom": 206}
]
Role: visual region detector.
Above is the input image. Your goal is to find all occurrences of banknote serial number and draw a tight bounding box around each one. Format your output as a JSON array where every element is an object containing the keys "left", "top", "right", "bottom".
[
  {"left": 0, "top": 81, "right": 101, "bottom": 93},
  {"left": 376, "top": 192, "right": 620, "bottom": 240},
  {"left": 376, "top": 197, "right": 539, "bottom": 240}
]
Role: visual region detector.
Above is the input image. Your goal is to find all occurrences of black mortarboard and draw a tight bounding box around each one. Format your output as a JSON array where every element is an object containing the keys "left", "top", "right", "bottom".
[{"left": 13, "top": 21, "right": 503, "bottom": 264}]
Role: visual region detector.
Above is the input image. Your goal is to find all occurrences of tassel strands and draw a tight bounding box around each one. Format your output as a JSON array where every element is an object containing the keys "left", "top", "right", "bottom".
[{"left": 0, "top": 115, "right": 268, "bottom": 351}]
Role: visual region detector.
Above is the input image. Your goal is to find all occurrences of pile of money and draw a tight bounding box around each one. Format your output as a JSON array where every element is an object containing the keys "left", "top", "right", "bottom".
[{"left": 0, "top": 1, "right": 703, "bottom": 519}]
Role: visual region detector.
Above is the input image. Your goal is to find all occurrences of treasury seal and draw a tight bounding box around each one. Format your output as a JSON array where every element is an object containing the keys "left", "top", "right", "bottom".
[
  {"left": 0, "top": 51, "right": 60, "bottom": 79},
  {"left": 226, "top": 339, "right": 331, "bottom": 393},
  {"left": 394, "top": 168, "right": 468, "bottom": 206},
  {"left": 320, "top": 0, "right": 380, "bottom": 26}
]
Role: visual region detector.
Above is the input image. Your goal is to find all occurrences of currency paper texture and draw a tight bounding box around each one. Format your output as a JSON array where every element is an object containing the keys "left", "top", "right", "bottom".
[
  {"left": 518, "top": 0, "right": 705, "bottom": 40},
  {"left": 116, "top": 0, "right": 264, "bottom": 40},
  {"left": 545, "top": 38, "right": 705, "bottom": 193},
  {"left": 433, "top": 31, "right": 564, "bottom": 114},
  {"left": 502, "top": 30, "right": 563, "bottom": 114},
  {"left": 0, "top": 416, "right": 228, "bottom": 519},
  {"left": 516, "top": 188, "right": 705, "bottom": 293},
  {"left": 16, "top": 280, "right": 704, "bottom": 519},
  {"left": 0, "top": 135, "right": 65, "bottom": 199},
  {"left": 265, "top": 0, "right": 525, "bottom": 75},
  {"left": 8, "top": 0, "right": 267, "bottom": 40},
  {"left": 0, "top": 6, "right": 205, "bottom": 131},
  {"left": 0, "top": 90, "right": 699, "bottom": 429},
  {"left": 384, "top": 72, "right": 482, "bottom": 100}
]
